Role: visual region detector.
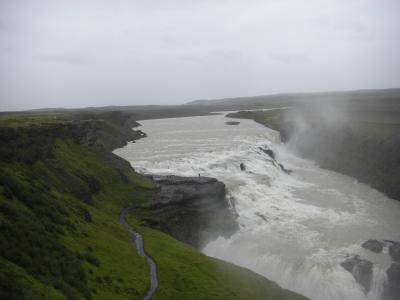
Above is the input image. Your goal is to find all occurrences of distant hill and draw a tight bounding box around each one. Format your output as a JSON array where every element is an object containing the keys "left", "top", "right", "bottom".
[
  {"left": 185, "top": 88, "right": 400, "bottom": 110},
  {"left": 2, "top": 88, "right": 400, "bottom": 119}
]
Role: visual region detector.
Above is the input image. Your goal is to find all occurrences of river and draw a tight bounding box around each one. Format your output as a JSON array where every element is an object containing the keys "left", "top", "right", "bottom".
[{"left": 114, "top": 112, "right": 400, "bottom": 300}]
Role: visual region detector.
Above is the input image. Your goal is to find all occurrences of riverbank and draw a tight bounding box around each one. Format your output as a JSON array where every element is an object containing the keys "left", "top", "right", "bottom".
[
  {"left": 227, "top": 106, "right": 400, "bottom": 201},
  {"left": 0, "top": 111, "right": 308, "bottom": 300},
  {"left": 113, "top": 112, "right": 400, "bottom": 300}
]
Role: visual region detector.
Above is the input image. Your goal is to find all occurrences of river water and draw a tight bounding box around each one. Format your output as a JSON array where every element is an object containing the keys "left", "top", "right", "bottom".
[{"left": 114, "top": 113, "right": 400, "bottom": 300}]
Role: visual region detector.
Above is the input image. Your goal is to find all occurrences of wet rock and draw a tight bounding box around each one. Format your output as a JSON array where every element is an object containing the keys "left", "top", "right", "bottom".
[
  {"left": 225, "top": 121, "right": 240, "bottom": 125},
  {"left": 145, "top": 175, "right": 238, "bottom": 249},
  {"left": 259, "top": 147, "right": 275, "bottom": 160},
  {"left": 240, "top": 163, "right": 246, "bottom": 171},
  {"left": 279, "top": 163, "right": 293, "bottom": 174},
  {"left": 137, "top": 130, "right": 147, "bottom": 137},
  {"left": 341, "top": 255, "right": 373, "bottom": 293},
  {"left": 255, "top": 212, "right": 268, "bottom": 222},
  {"left": 387, "top": 241, "right": 400, "bottom": 263},
  {"left": 362, "top": 239, "right": 385, "bottom": 253},
  {"left": 385, "top": 263, "right": 400, "bottom": 300}
]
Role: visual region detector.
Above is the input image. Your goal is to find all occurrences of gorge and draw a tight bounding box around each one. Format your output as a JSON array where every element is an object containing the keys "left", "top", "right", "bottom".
[{"left": 115, "top": 112, "right": 400, "bottom": 300}]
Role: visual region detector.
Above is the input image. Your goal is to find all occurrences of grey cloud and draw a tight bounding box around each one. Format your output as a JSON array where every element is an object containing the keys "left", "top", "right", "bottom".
[
  {"left": 180, "top": 50, "right": 244, "bottom": 65},
  {"left": 1, "top": 47, "right": 14, "bottom": 53},
  {"left": 270, "top": 53, "right": 310, "bottom": 64},
  {"left": 35, "top": 53, "right": 88, "bottom": 66},
  {"left": 0, "top": 0, "right": 399, "bottom": 111}
]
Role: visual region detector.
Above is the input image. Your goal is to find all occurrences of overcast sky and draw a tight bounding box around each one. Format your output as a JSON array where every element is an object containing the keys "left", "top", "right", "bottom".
[{"left": 0, "top": 0, "right": 399, "bottom": 111}]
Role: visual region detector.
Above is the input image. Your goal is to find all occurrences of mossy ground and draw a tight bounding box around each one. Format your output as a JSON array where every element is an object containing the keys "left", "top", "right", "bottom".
[{"left": 0, "top": 135, "right": 154, "bottom": 299}]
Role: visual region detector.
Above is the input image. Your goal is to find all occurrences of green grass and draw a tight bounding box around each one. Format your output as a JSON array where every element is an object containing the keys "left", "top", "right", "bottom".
[
  {"left": 0, "top": 258, "right": 66, "bottom": 300},
  {"left": 0, "top": 135, "right": 155, "bottom": 299},
  {"left": 53, "top": 139, "right": 155, "bottom": 299},
  {"left": 0, "top": 113, "right": 69, "bottom": 128},
  {"left": 127, "top": 216, "right": 307, "bottom": 300},
  {"left": 252, "top": 110, "right": 287, "bottom": 131},
  {"left": 227, "top": 109, "right": 289, "bottom": 133}
]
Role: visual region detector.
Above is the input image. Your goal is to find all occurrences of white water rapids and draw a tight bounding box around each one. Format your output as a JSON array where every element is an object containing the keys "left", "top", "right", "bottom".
[{"left": 114, "top": 113, "right": 400, "bottom": 300}]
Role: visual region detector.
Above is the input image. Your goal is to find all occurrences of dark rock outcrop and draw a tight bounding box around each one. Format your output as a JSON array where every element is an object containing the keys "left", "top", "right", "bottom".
[
  {"left": 346, "top": 239, "right": 400, "bottom": 299},
  {"left": 240, "top": 163, "right": 246, "bottom": 171},
  {"left": 341, "top": 255, "right": 373, "bottom": 293},
  {"left": 362, "top": 239, "right": 400, "bottom": 263},
  {"left": 225, "top": 121, "right": 240, "bottom": 125},
  {"left": 388, "top": 241, "right": 400, "bottom": 263},
  {"left": 291, "top": 125, "right": 400, "bottom": 201},
  {"left": 136, "top": 130, "right": 147, "bottom": 137},
  {"left": 361, "top": 239, "right": 385, "bottom": 253},
  {"left": 279, "top": 163, "right": 293, "bottom": 174},
  {"left": 259, "top": 147, "right": 275, "bottom": 160},
  {"left": 258, "top": 146, "right": 292, "bottom": 174},
  {"left": 0, "top": 119, "right": 145, "bottom": 165},
  {"left": 143, "top": 175, "right": 238, "bottom": 249},
  {"left": 385, "top": 263, "right": 400, "bottom": 300}
]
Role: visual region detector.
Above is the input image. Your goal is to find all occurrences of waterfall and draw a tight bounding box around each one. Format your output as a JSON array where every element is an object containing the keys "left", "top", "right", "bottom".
[{"left": 115, "top": 113, "right": 400, "bottom": 300}]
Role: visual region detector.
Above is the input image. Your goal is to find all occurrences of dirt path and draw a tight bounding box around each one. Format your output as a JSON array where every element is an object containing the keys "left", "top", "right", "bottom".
[{"left": 120, "top": 206, "right": 158, "bottom": 300}]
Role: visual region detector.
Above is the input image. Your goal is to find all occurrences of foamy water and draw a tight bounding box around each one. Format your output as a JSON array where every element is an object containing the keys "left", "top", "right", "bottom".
[{"left": 114, "top": 113, "right": 400, "bottom": 300}]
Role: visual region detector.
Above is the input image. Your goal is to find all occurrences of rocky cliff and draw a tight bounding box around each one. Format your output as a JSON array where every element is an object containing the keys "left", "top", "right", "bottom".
[
  {"left": 228, "top": 108, "right": 400, "bottom": 201},
  {"left": 342, "top": 239, "right": 400, "bottom": 300},
  {"left": 140, "top": 175, "right": 238, "bottom": 249},
  {"left": 290, "top": 123, "right": 400, "bottom": 201},
  {"left": 0, "top": 111, "right": 146, "bottom": 164}
]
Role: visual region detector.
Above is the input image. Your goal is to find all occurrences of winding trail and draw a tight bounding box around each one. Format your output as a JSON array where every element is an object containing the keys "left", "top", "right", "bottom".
[{"left": 120, "top": 206, "right": 158, "bottom": 300}]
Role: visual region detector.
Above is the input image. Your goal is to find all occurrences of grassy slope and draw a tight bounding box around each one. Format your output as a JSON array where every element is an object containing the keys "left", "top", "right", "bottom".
[
  {"left": 0, "top": 258, "right": 65, "bottom": 300},
  {"left": 54, "top": 139, "right": 154, "bottom": 299},
  {"left": 128, "top": 217, "right": 307, "bottom": 300},
  {"left": 0, "top": 112, "right": 308, "bottom": 300},
  {"left": 0, "top": 137, "right": 154, "bottom": 299},
  {"left": 226, "top": 110, "right": 294, "bottom": 143}
]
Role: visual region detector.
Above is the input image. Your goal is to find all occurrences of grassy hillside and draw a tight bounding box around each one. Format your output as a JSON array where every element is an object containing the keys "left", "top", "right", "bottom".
[
  {"left": 0, "top": 112, "right": 308, "bottom": 300},
  {"left": 227, "top": 109, "right": 294, "bottom": 142},
  {"left": 0, "top": 122, "right": 155, "bottom": 299},
  {"left": 187, "top": 88, "right": 400, "bottom": 111},
  {"left": 128, "top": 215, "right": 307, "bottom": 300}
]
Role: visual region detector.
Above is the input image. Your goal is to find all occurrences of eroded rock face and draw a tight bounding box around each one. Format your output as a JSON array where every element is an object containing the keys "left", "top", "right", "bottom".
[
  {"left": 258, "top": 146, "right": 293, "bottom": 174},
  {"left": 144, "top": 175, "right": 238, "bottom": 249},
  {"left": 259, "top": 146, "right": 275, "bottom": 160},
  {"left": 361, "top": 239, "right": 384, "bottom": 253},
  {"left": 387, "top": 241, "right": 400, "bottom": 263},
  {"left": 341, "top": 255, "right": 373, "bottom": 293},
  {"left": 279, "top": 163, "right": 293, "bottom": 174},
  {"left": 344, "top": 239, "right": 400, "bottom": 299},
  {"left": 385, "top": 263, "right": 400, "bottom": 300}
]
